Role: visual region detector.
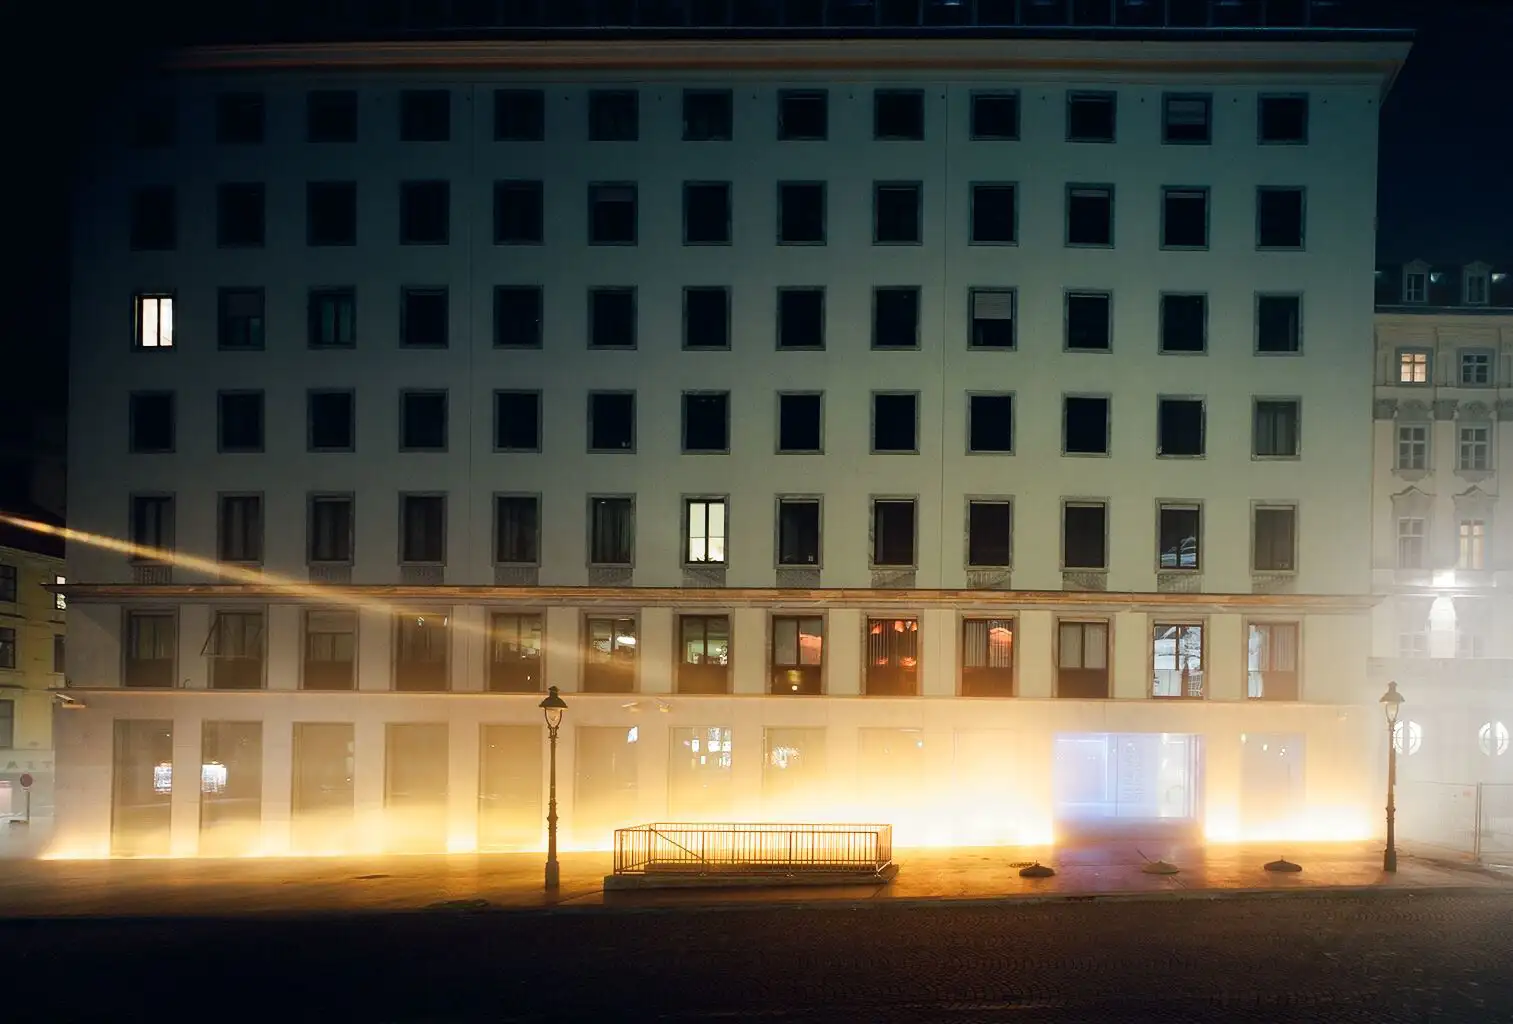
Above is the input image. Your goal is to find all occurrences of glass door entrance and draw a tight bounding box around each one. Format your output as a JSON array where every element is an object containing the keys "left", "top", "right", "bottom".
[{"left": 1053, "top": 733, "right": 1202, "bottom": 829}]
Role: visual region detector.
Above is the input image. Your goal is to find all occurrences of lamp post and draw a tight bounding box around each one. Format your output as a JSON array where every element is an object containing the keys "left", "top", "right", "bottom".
[
  {"left": 1380, "top": 681, "right": 1404, "bottom": 873},
  {"left": 539, "top": 685, "right": 568, "bottom": 891}
]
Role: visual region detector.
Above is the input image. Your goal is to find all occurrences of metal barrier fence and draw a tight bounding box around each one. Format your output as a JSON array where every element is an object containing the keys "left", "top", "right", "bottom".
[
  {"left": 613, "top": 822, "right": 894, "bottom": 876},
  {"left": 1400, "top": 781, "right": 1513, "bottom": 864},
  {"left": 1481, "top": 784, "right": 1513, "bottom": 863}
]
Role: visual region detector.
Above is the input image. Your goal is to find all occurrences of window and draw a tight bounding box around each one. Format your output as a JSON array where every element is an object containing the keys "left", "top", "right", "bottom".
[
  {"left": 1157, "top": 398, "right": 1205, "bottom": 457},
  {"left": 494, "top": 181, "right": 543, "bottom": 244},
  {"left": 488, "top": 613, "right": 543, "bottom": 693},
  {"left": 1253, "top": 506, "right": 1297, "bottom": 572},
  {"left": 778, "top": 183, "right": 825, "bottom": 244},
  {"left": 218, "top": 495, "right": 263, "bottom": 563},
  {"left": 1057, "top": 621, "right": 1109, "bottom": 698},
  {"left": 494, "top": 391, "right": 541, "bottom": 452},
  {"left": 1256, "top": 294, "right": 1302, "bottom": 353},
  {"left": 308, "top": 495, "right": 353, "bottom": 564},
  {"left": 217, "top": 183, "right": 265, "bottom": 247},
  {"left": 1397, "top": 349, "right": 1429, "bottom": 384},
  {"left": 494, "top": 286, "right": 542, "bottom": 348},
  {"left": 0, "top": 566, "right": 12, "bottom": 603},
  {"left": 874, "top": 183, "right": 922, "bottom": 244},
  {"left": 872, "top": 499, "right": 917, "bottom": 567},
  {"left": 1460, "top": 350, "right": 1493, "bottom": 386},
  {"left": 683, "top": 89, "right": 732, "bottom": 140},
  {"left": 778, "top": 393, "right": 822, "bottom": 453},
  {"left": 0, "top": 630, "right": 10, "bottom": 671},
  {"left": 401, "top": 288, "right": 448, "bottom": 348},
  {"left": 1063, "top": 502, "right": 1107, "bottom": 570},
  {"left": 684, "top": 498, "right": 726, "bottom": 565},
  {"left": 588, "top": 90, "right": 638, "bottom": 141},
  {"left": 53, "top": 634, "right": 65, "bottom": 674},
  {"left": 400, "top": 494, "right": 446, "bottom": 563},
  {"left": 1152, "top": 623, "right": 1204, "bottom": 699},
  {"left": 53, "top": 576, "right": 65, "bottom": 612},
  {"left": 399, "top": 181, "right": 449, "bottom": 244},
  {"left": 1248, "top": 622, "right": 1300, "bottom": 699},
  {"left": 1066, "top": 186, "right": 1113, "bottom": 246},
  {"left": 777, "top": 499, "right": 820, "bottom": 566},
  {"left": 584, "top": 616, "right": 636, "bottom": 691},
  {"left": 308, "top": 390, "right": 354, "bottom": 451},
  {"left": 1253, "top": 399, "right": 1300, "bottom": 458},
  {"left": 1466, "top": 270, "right": 1490, "bottom": 306},
  {"left": 217, "top": 288, "right": 264, "bottom": 350},
  {"left": 684, "top": 182, "right": 731, "bottom": 244},
  {"left": 589, "top": 497, "right": 634, "bottom": 565},
  {"left": 872, "top": 393, "right": 918, "bottom": 453},
  {"left": 1063, "top": 396, "right": 1110, "bottom": 455},
  {"left": 304, "top": 610, "right": 356, "bottom": 690},
  {"left": 771, "top": 616, "right": 823, "bottom": 694},
  {"left": 678, "top": 617, "right": 731, "bottom": 694},
  {"left": 306, "top": 181, "right": 356, "bottom": 246},
  {"left": 1257, "top": 187, "right": 1306, "bottom": 249},
  {"left": 683, "top": 288, "right": 728, "bottom": 349},
  {"left": 1067, "top": 92, "right": 1115, "bottom": 142},
  {"left": 1162, "top": 94, "right": 1211, "bottom": 144},
  {"left": 1403, "top": 270, "right": 1427, "bottom": 304},
  {"left": 132, "top": 96, "right": 176, "bottom": 147},
  {"left": 1258, "top": 95, "right": 1308, "bottom": 144},
  {"left": 1398, "top": 632, "right": 1428, "bottom": 659},
  {"left": 1162, "top": 188, "right": 1209, "bottom": 248},
  {"left": 589, "top": 288, "right": 636, "bottom": 349},
  {"left": 971, "top": 92, "right": 1019, "bottom": 140},
  {"left": 204, "top": 611, "right": 264, "bottom": 690},
  {"left": 400, "top": 89, "right": 450, "bottom": 141},
  {"left": 865, "top": 618, "right": 919, "bottom": 696},
  {"left": 872, "top": 288, "right": 920, "bottom": 349},
  {"left": 683, "top": 392, "right": 730, "bottom": 453},
  {"left": 968, "top": 394, "right": 1013, "bottom": 454},
  {"left": 1158, "top": 503, "right": 1200, "bottom": 570},
  {"left": 400, "top": 391, "right": 448, "bottom": 451},
  {"left": 961, "top": 618, "right": 1014, "bottom": 697},
  {"left": 218, "top": 392, "right": 264, "bottom": 453},
  {"left": 589, "top": 392, "right": 635, "bottom": 451},
  {"left": 1397, "top": 424, "right": 1428, "bottom": 471},
  {"left": 777, "top": 288, "right": 824, "bottom": 348},
  {"left": 308, "top": 288, "right": 356, "bottom": 348},
  {"left": 1459, "top": 425, "right": 1491, "bottom": 472},
  {"left": 394, "top": 613, "right": 449, "bottom": 692},
  {"left": 967, "top": 500, "right": 1012, "bottom": 567},
  {"left": 1160, "top": 294, "right": 1206, "bottom": 353},
  {"left": 216, "top": 92, "right": 263, "bottom": 144},
  {"left": 494, "top": 88, "right": 544, "bottom": 141},
  {"left": 307, "top": 90, "right": 357, "bottom": 142},
  {"left": 124, "top": 612, "right": 176, "bottom": 688},
  {"left": 971, "top": 184, "right": 1016, "bottom": 244},
  {"left": 1066, "top": 291, "right": 1111, "bottom": 351},
  {"left": 494, "top": 495, "right": 540, "bottom": 564},
  {"left": 1397, "top": 517, "right": 1426, "bottom": 569},
  {"left": 874, "top": 89, "right": 924, "bottom": 140},
  {"left": 778, "top": 90, "right": 827, "bottom": 140},
  {"left": 589, "top": 184, "right": 637, "bottom": 244},
  {"left": 967, "top": 288, "right": 1016, "bottom": 349},
  {"left": 1459, "top": 519, "right": 1487, "bottom": 571},
  {"left": 1460, "top": 632, "right": 1487, "bottom": 661},
  {"left": 129, "top": 186, "right": 175, "bottom": 250},
  {"left": 130, "top": 494, "right": 175, "bottom": 558},
  {"left": 133, "top": 294, "right": 174, "bottom": 350},
  {"left": 129, "top": 392, "right": 175, "bottom": 453}
]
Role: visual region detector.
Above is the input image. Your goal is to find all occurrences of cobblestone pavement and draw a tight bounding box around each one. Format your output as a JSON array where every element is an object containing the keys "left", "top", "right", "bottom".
[{"left": 6, "top": 890, "right": 1513, "bottom": 1021}]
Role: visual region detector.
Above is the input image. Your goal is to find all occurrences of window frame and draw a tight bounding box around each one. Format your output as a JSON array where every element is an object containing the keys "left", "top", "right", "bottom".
[
  {"left": 970, "top": 91, "right": 1020, "bottom": 141},
  {"left": 681, "top": 390, "right": 732, "bottom": 454},
  {"left": 587, "top": 495, "right": 636, "bottom": 567},
  {"left": 128, "top": 390, "right": 176, "bottom": 454},
  {"left": 1062, "top": 393, "right": 1112, "bottom": 456},
  {"left": 682, "top": 181, "right": 732, "bottom": 245},
  {"left": 682, "top": 286, "right": 731, "bottom": 351},
  {"left": 1396, "top": 422, "right": 1429, "bottom": 472},
  {"left": 873, "top": 88, "right": 925, "bottom": 141},
  {"left": 1246, "top": 620, "right": 1303, "bottom": 701},
  {"left": 1255, "top": 293, "right": 1303, "bottom": 355},
  {"left": 777, "top": 181, "right": 826, "bottom": 245},
  {"left": 1161, "top": 93, "right": 1212, "bottom": 145},
  {"left": 302, "top": 608, "right": 359, "bottom": 691},
  {"left": 770, "top": 614, "right": 825, "bottom": 695},
  {"left": 216, "top": 181, "right": 267, "bottom": 249},
  {"left": 400, "top": 286, "right": 449, "bottom": 349},
  {"left": 1156, "top": 501, "right": 1202, "bottom": 572},
  {"left": 1252, "top": 503, "right": 1299, "bottom": 574},
  {"left": 1066, "top": 90, "right": 1117, "bottom": 143},
  {"left": 1064, "top": 290, "right": 1113, "bottom": 352},
  {"left": 216, "top": 390, "right": 265, "bottom": 455},
  {"left": 1396, "top": 347, "right": 1432, "bottom": 385},
  {"left": 493, "top": 88, "right": 545, "bottom": 142},
  {"left": 398, "top": 492, "right": 448, "bottom": 566},
  {"left": 493, "top": 179, "right": 545, "bottom": 246},
  {"left": 493, "top": 285, "right": 543, "bottom": 350},
  {"left": 683, "top": 496, "right": 729, "bottom": 566},
  {"left": 1161, "top": 186, "right": 1210, "bottom": 250},
  {"left": 128, "top": 492, "right": 176, "bottom": 560},
  {"left": 493, "top": 492, "right": 541, "bottom": 566},
  {"left": 306, "top": 89, "right": 358, "bottom": 143},
  {"left": 870, "top": 391, "right": 920, "bottom": 455},
  {"left": 398, "top": 88, "right": 451, "bottom": 142},
  {"left": 1257, "top": 94, "right": 1309, "bottom": 145},
  {"left": 682, "top": 88, "right": 734, "bottom": 142},
  {"left": 969, "top": 182, "right": 1018, "bottom": 245},
  {"left": 872, "top": 181, "right": 923, "bottom": 245},
  {"left": 307, "top": 492, "right": 355, "bottom": 566},
  {"left": 1158, "top": 292, "right": 1207, "bottom": 354},
  {"left": 1065, "top": 184, "right": 1114, "bottom": 248},
  {"left": 775, "top": 496, "right": 823, "bottom": 569},
  {"left": 1397, "top": 516, "right": 1426, "bottom": 569},
  {"left": 132, "top": 292, "right": 175, "bottom": 351},
  {"left": 587, "top": 89, "right": 639, "bottom": 142},
  {"left": 776, "top": 391, "right": 824, "bottom": 454},
  {"left": 1151, "top": 621, "right": 1206, "bottom": 700},
  {"left": 307, "top": 287, "right": 356, "bottom": 349},
  {"left": 306, "top": 180, "right": 357, "bottom": 247},
  {"left": 871, "top": 286, "right": 921, "bottom": 350},
  {"left": 398, "top": 389, "right": 449, "bottom": 453},
  {"left": 493, "top": 389, "right": 543, "bottom": 453},
  {"left": 121, "top": 609, "right": 178, "bottom": 689},
  {"left": 776, "top": 287, "right": 825, "bottom": 349},
  {"left": 587, "top": 390, "right": 637, "bottom": 453},
  {"left": 588, "top": 181, "right": 639, "bottom": 246},
  {"left": 216, "top": 287, "right": 266, "bottom": 351},
  {"left": 398, "top": 179, "right": 450, "bottom": 246},
  {"left": 1458, "top": 424, "right": 1492, "bottom": 473},
  {"left": 965, "top": 498, "right": 1013, "bottom": 569},
  {"left": 588, "top": 286, "right": 637, "bottom": 350},
  {"left": 966, "top": 392, "right": 1015, "bottom": 455},
  {"left": 1252, "top": 397, "right": 1302, "bottom": 460},
  {"left": 1156, "top": 395, "right": 1207, "bottom": 459},
  {"left": 216, "top": 492, "right": 265, "bottom": 564},
  {"left": 1256, "top": 186, "right": 1307, "bottom": 250},
  {"left": 306, "top": 388, "right": 356, "bottom": 454},
  {"left": 870, "top": 496, "right": 919, "bottom": 570},
  {"left": 1459, "top": 348, "right": 1495, "bottom": 387},
  {"left": 777, "top": 89, "right": 827, "bottom": 141},
  {"left": 1061, "top": 500, "right": 1109, "bottom": 572}
]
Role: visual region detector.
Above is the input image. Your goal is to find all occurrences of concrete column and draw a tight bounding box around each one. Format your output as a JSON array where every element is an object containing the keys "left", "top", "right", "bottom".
[
  {"left": 825, "top": 609, "right": 861, "bottom": 695},
  {"left": 732, "top": 608, "right": 766, "bottom": 695},
  {"left": 451, "top": 604, "right": 485, "bottom": 692},
  {"left": 447, "top": 716, "right": 480, "bottom": 851},
  {"left": 1112, "top": 610, "right": 1148, "bottom": 700},
  {"left": 53, "top": 707, "right": 113, "bottom": 858},
  {"left": 353, "top": 718, "right": 386, "bottom": 853},
  {"left": 266, "top": 604, "right": 300, "bottom": 690},
  {"left": 545, "top": 606, "right": 579, "bottom": 691},
  {"left": 731, "top": 718, "right": 765, "bottom": 818},
  {"left": 178, "top": 605, "right": 210, "bottom": 689},
  {"left": 1018, "top": 610, "right": 1054, "bottom": 698},
  {"left": 640, "top": 607, "right": 674, "bottom": 694},
  {"left": 169, "top": 714, "right": 202, "bottom": 856},
  {"left": 1207, "top": 614, "right": 1244, "bottom": 702},
  {"left": 260, "top": 717, "right": 293, "bottom": 855},
  {"left": 357, "top": 608, "right": 391, "bottom": 691},
  {"left": 1202, "top": 723, "right": 1244, "bottom": 841},
  {"left": 921, "top": 609, "right": 955, "bottom": 696},
  {"left": 638, "top": 719, "right": 670, "bottom": 823}
]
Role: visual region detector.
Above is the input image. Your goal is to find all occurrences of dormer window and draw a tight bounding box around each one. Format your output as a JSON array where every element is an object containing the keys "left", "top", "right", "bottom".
[
  {"left": 1465, "top": 264, "right": 1491, "bottom": 305},
  {"left": 1403, "top": 269, "right": 1427, "bottom": 304}
]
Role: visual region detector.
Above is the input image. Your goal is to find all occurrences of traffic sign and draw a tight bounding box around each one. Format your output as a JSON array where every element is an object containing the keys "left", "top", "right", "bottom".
[{"left": 18, "top": 774, "right": 32, "bottom": 789}]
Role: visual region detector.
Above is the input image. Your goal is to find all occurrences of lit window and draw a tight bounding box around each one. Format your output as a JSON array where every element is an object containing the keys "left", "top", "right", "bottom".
[
  {"left": 54, "top": 576, "right": 65, "bottom": 611},
  {"left": 1396, "top": 350, "right": 1428, "bottom": 384},
  {"left": 1458, "top": 426, "right": 1491, "bottom": 472},
  {"left": 1396, "top": 424, "right": 1427, "bottom": 471},
  {"left": 1393, "top": 720, "right": 1423, "bottom": 755},
  {"left": 685, "top": 498, "right": 726, "bottom": 565},
  {"left": 134, "top": 294, "right": 174, "bottom": 349},
  {"left": 1459, "top": 520, "right": 1486, "bottom": 570},
  {"left": 1479, "top": 721, "right": 1510, "bottom": 757}
]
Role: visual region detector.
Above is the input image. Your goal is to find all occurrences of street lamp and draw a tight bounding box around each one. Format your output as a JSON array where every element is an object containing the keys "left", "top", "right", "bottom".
[
  {"left": 539, "top": 685, "right": 568, "bottom": 891},
  {"left": 1380, "top": 681, "right": 1404, "bottom": 873}
]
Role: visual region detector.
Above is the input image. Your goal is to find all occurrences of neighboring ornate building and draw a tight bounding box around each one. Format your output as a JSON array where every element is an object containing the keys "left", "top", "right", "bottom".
[{"left": 0, "top": 505, "right": 66, "bottom": 816}]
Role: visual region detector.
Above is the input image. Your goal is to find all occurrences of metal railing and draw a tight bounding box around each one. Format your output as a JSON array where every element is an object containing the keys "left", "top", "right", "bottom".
[{"left": 613, "top": 822, "right": 894, "bottom": 875}]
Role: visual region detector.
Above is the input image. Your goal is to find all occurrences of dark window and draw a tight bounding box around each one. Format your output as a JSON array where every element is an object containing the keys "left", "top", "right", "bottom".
[
  {"left": 487, "top": 613, "right": 543, "bottom": 693},
  {"left": 872, "top": 500, "right": 916, "bottom": 566},
  {"left": 971, "top": 92, "right": 1019, "bottom": 140},
  {"left": 494, "top": 391, "right": 541, "bottom": 451},
  {"left": 400, "top": 89, "right": 450, "bottom": 141},
  {"left": 589, "top": 497, "right": 634, "bottom": 564},
  {"left": 130, "top": 187, "right": 175, "bottom": 250},
  {"left": 308, "top": 497, "right": 353, "bottom": 563},
  {"left": 589, "top": 392, "right": 635, "bottom": 451},
  {"left": 1158, "top": 398, "right": 1205, "bottom": 457},
  {"left": 307, "top": 181, "right": 356, "bottom": 246},
  {"left": 778, "top": 393, "right": 822, "bottom": 452},
  {"left": 1063, "top": 503, "right": 1107, "bottom": 570},
  {"left": 589, "top": 288, "right": 636, "bottom": 348},
  {"left": 588, "top": 90, "right": 638, "bottom": 141},
  {"left": 778, "top": 288, "right": 824, "bottom": 348},
  {"left": 778, "top": 183, "right": 825, "bottom": 243},
  {"left": 1162, "top": 94, "right": 1211, "bottom": 144},
  {"left": 583, "top": 616, "right": 636, "bottom": 691},
  {"left": 494, "top": 286, "right": 542, "bottom": 348},
  {"left": 677, "top": 616, "right": 730, "bottom": 694},
  {"left": 684, "top": 182, "right": 731, "bottom": 244},
  {"left": 684, "top": 288, "right": 729, "bottom": 349},
  {"left": 304, "top": 611, "right": 356, "bottom": 690},
  {"left": 217, "top": 288, "right": 264, "bottom": 350},
  {"left": 874, "top": 90, "right": 924, "bottom": 140},
  {"left": 401, "top": 494, "right": 446, "bottom": 563},
  {"left": 874, "top": 183, "right": 921, "bottom": 244},
  {"left": 683, "top": 392, "right": 730, "bottom": 452},
  {"left": 401, "top": 391, "right": 448, "bottom": 451},
  {"left": 589, "top": 183, "right": 637, "bottom": 244},
  {"left": 1254, "top": 506, "right": 1297, "bottom": 572},
  {"left": 218, "top": 495, "right": 263, "bottom": 562},
  {"left": 971, "top": 185, "right": 1016, "bottom": 244},
  {"left": 969, "top": 289, "right": 1015, "bottom": 348},
  {"left": 400, "top": 181, "right": 449, "bottom": 244},
  {"left": 393, "top": 621, "right": 449, "bottom": 691},
  {"left": 865, "top": 617, "right": 918, "bottom": 695},
  {"left": 217, "top": 183, "right": 265, "bottom": 247},
  {"left": 218, "top": 392, "right": 264, "bottom": 453},
  {"left": 962, "top": 617, "right": 1015, "bottom": 697},
  {"left": 129, "top": 393, "right": 175, "bottom": 453},
  {"left": 872, "top": 393, "right": 918, "bottom": 453},
  {"left": 308, "top": 288, "right": 356, "bottom": 348},
  {"left": 216, "top": 92, "right": 264, "bottom": 144},
  {"left": 1066, "top": 186, "right": 1112, "bottom": 246},
  {"left": 873, "top": 288, "right": 919, "bottom": 349},
  {"left": 770, "top": 615, "right": 823, "bottom": 694},
  {"left": 494, "top": 88, "right": 545, "bottom": 141},
  {"left": 683, "top": 89, "right": 732, "bottom": 140},
  {"left": 1259, "top": 95, "right": 1308, "bottom": 144},
  {"left": 205, "top": 611, "right": 265, "bottom": 690},
  {"left": 0, "top": 571, "right": 11, "bottom": 605},
  {"left": 124, "top": 612, "right": 175, "bottom": 688},
  {"left": 967, "top": 501, "right": 1012, "bottom": 567},
  {"left": 1257, "top": 295, "right": 1302, "bottom": 353},
  {"left": 53, "top": 634, "right": 64, "bottom": 674},
  {"left": 1067, "top": 92, "right": 1115, "bottom": 142},
  {"left": 1066, "top": 292, "right": 1111, "bottom": 351},
  {"left": 401, "top": 288, "right": 449, "bottom": 348},
  {"left": 778, "top": 90, "right": 827, "bottom": 140},
  {"left": 1158, "top": 504, "right": 1200, "bottom": 570},
  {"left": 308, "top": 390, "right": 354, "bottom": 451},
  {"left": 969, "top": 394, "right": 1014, "bottom": 453},
  {"left": 1160, "top": 294, "right": 1207, "bottom": 353},
  {"left": 1064, "top": 396, "right": 1110, "bottom": 454},
  {"left": 494, "top": 496, "right": 540, "bottom": 564},
  {"left": 777, "top": 500, "right": 820, "bottom": 566},
  {"left": 132, "top": 97, "right": 176, "bottom": 147},
  {"left": 494, "top": 181, "right": 543, "bottom": 244},
  {"left": 1254, "top": 400, "right": 1301, "bottom": 458},
  {"left": 1257, "top": 187, "right": 1305, "bottom": 248},
  {"left": 130, "top": 494, "right": 175, "bottom": 555},
  {"left": 307, "top": 90, "right": 357, "bottom": 142},
  {"left": 1162, "top": 188, "right": 1209, "bottom": 248}
]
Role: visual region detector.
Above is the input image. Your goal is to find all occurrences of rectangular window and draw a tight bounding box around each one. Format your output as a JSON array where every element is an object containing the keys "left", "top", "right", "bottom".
[
  {"left": 123, "top": 612, "right": 175, "bottom": 688},
  {"left": 971, "top": 184, "right": 1016, "bottom": 244},
  {"left": 971, "top": 92, "right": 1019, "bottom": 140},
  {"left": 0, "top": 566, "right": 12, "bottom": 603},
  {"left": 778, "top": 393, "right": 822, "bottom": 453},
  {"left": 684, "top": 182, "right": 731, "bottom": 244},
  {"left": 1256, "top": 294, "right": 1301, "bottom": 353},
  {"left": 1404, "top": 272, "right": 1427, "bottom": 303},
  {"left": 216, "top": 92, "right": 264, "bottom": 144},
  {"left": 1158, "top": 503, "right": 1200, "bottom": 570},
  {"left": 584, "top": 617, "right": 637, "bottom": 692},
  {"left": 0, "top": 629, "right": 12, "bottom": 671},
  {"left": 968, "top": 288, "right": 1015, "bottom": 349},
  {"left": 1157, "top": 398, "right": 1205, "bottom": 457},
  {"left": 589, "top": 497, "right": 635, "bottom": 565},
  {"left": 1253, "top": 399, "right": 1301, "bottom": 458},
  {"left": 1397, "top": 349, "right": 1430, "bottom": 384},
  {"left": 54, "top": 576, "right": 65, "bottom": 612},
  {"left": 778, "top": 182, "right": 825, "bottom": 244},
  {"left": 1460, "top": 350, "right": 1493, "bottom": 386},
  {"left": 493, "top": 390, "right": 541, "bottom": 452},
  {"left": 307, "top": 89, "right": 357, "bottom": 142},
  {"left": 1152, "top": 623, "right": 1204, "bottom": 699},
  {"left": 494, "top": 88, "right": 544, "bottom": 141},
  {"left": 389, "top": 722, "right": 453, "bottom": 841},
  {"left": 203, "top": 610, "right": 264, "bottom": 690},
  {"left": 967, "top": 500, "right": 1012, "bottom": 567},
  {"left": 872, "top": 499, "right": 917, "bottom": 567},
  {"left": 218, "top": 495, "right": 263, "bottom": 563},
  {"left": 1257, "top": 187, "right": 1306, "bottom": 249},
  {"left": 961, "top": 618, "right": 1014, "bottom": 697},
  {"left": 1162, "top": 188, "right": 1209, "bottom": 248},
  {"left": 217, "top": 392, "right": 264, "bottom": 453},
  {"left": 1247, "top": 622, "right": 1300, "bottom": 699},
  {"left": 133, "top": 294, "right": 174, "bottom": 350},
  {"left": 308, "top": 288, "right": 355, "bottom": 348},
  {"left": 1066, "top": 185, "right": 1113, "bottom": 246},
  {"left": 589, "top": 288, "right": 636, "bottom": 348},
  {"left": 130, "top": 186, "right": 176, "bottom": 250},
  {"left": 1459, "top": 519, "right": 1486, "bottom": 571},
  {"left": 308, "top": 390, "right": 355, "bottom": 451},
  {"left": 1466, "top": 273, "right": 1490, "bottom": 306},
  {"left": 777, "top": 499, "right": 820, "bottom": 566},
  {"left": 217, "top": 288, "right": 264, "bottom": 350},
  {"left": 1253, "top": 506, "right": 1297, "bottom": 572},
  {"left": 1066, "top": 291, "right": 1111, "bottom": 351},
  {"left": 1399, "top": 631, "right": 1428, "bottom": 659},
  {"left": 303, "top": 610, "right": 356, "bottom": 690},
  {"left": 1063, "top": 396, "right": 1110, "bottom": 455},
  {"left": 1067, "top": 91, "right": 1115, "bottom": 142},
  {"left": 771, "top": 616, "right": 823, "bottom": 695},
  {"left": 1397, "top": 517, "right": 1426, "bottom": 569},
  {"left": 494, "top": 181, "right": 543, "bottom": 244},
  {"left": 778, "top": 90, "right": 827, "bottom": 140},
  {"left": 588, "top": 183, "right": 637, "bottom": 244},
  {"left": 494, "top": 495, "right": 540, "bottom": 564},
  {"left": 1057, "top": 621, "right": 1109, "bottom": 698},
  {"left": 400, "top": 390, "right": 448, "bottom": 452},
  {"left": 217, "top": 183, "right": 265, "bottom": 247},
  {"left": 291, "top": 723, "right": 354, "bottom": 839},
  {"left": 307, "top": 495, "right": 353, "bottom": 564},
  {"left": 1160, "top": 294, "right": 1206, "bottom": 353},
  {"left": 968, "top": 394, "right": 1014, "bottom": 454},
  {"left": 400, "top": 494, "right": 446, "bottom": 564},
  {"left": 677, "top": 616, "right": 731, "bottom": 694},
  {"left": 53, "top": 634, "right": 65, "bottom": 674},
  {"left": 588, "top": 392, "right": 635, "bottom": 452},
  {"left": 488, "top": 614, "right": 543, "bottom": 693},
  {"left": 400, "top": 89, "right": 450, "bottom": 141},
  {"left": 494, "top": 286, "right": 542, "bottom": 349},
  {"left": 685, "top": 498, "right": 727, "bottom": 565},
  {"left": 684, "top": 287, "right": 729, "bottom": 349},
  {"left": 400, "top": 181, "right": 449, "bottom": 244},
  {"left": 1162, "top": 94, "right": 1211, "bottom": 144},
  {"left": 872, "top": 392, "right": 918, "bottom": 453},
  {"left": 394, "top": 614, "right": 449, "bottom": 692},
  {"left": 1258, "top": 95, "right": 1308, "bottom": 144},
  {"left": 683, "top": 89, "right": 732, "bottom": 141},
  {"left": 1397, "top": 424, "right": 1428, "bottom": 471},
  {"left": 872, "top": 287, "right": 920, "bottom": 349},
  {"left": 777, "top": 288, "right": 824, "bottom": 348},
  {"left": 401, "top": 288, "right": 448, "bottom": 348},
  {"left": 1063, "top": 502, "right": 1107, "bottom": 570},
  {"left": 111, "top": 720, "right": 173, "bottom": 855},
  {"left": 306, "top": 181, "right": 357, "bottom": 246},
  {"left": 130, "top": 494, "right": 175, "bottom": 558},
  {"left": 477, "top": 724, "right": 542, "bottom": 848},
  {"left": 865, "top": 618, "right": 919, "bottom": 696},
  {"left": 129, "top": 392, "right": 175, "bottom": 453},
  {"left": 874, "top": 89, "right": 924, "bottom": 140},
  {"left": 874, "top": 182, "right": 922, "bottom": 244},
  {"left": 1459, "top": 425, "right": 1491, "bottom": 471}
]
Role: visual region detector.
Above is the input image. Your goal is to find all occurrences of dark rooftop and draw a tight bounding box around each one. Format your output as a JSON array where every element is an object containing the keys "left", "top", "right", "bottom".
[
  {"left": 0, "top": 503, "right": 64, "bottom": 561},
  {"left": 1376, "top": 260, "right": 1513, "bottom": 313}
]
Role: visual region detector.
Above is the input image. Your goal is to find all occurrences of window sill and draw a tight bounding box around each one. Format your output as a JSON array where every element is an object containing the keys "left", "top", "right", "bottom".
[
  {"left": 1062, "top": 450, "right": 1112, "bottom": 458},
  {"left": 968, "top": 239, "right": 1019, "bottom": 247},
  {"left": 587, "top": 240, "right": 638, "bottom": 247},
  {"left": 777, "top": 240, "right": 827, "bottom": 247},
  {"left": 1159, "top": 348, "right": 1208, "bottom": 356},
  {"left": 1455, "top": 469, "right": 1495, "bottom": 483},
  {"left": 1064, "top": 346, "right": 1113, "bottom": 354},
  {"left": 494, "top": 239, "right": 545, "bottom": 247},
  {"left": 1160, "top": 245, "right": 1211, "bottom": 252},
  {"left": 1252, "top": 454, "right": 1301, "bottom": 462}
]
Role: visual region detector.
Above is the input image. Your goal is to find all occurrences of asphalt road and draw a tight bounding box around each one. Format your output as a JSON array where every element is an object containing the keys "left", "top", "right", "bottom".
[{"left": 7, "top": 891, "right": 1513, "bottom": 1021}]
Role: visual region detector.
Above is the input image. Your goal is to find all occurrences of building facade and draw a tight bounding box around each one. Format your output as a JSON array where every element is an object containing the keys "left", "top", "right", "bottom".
[
  {"left": 0, "top": 511, "right": 66, "bottom": 816},
  {"left": 56, "top": 5, "right": 1410, "bottom": 858}
]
